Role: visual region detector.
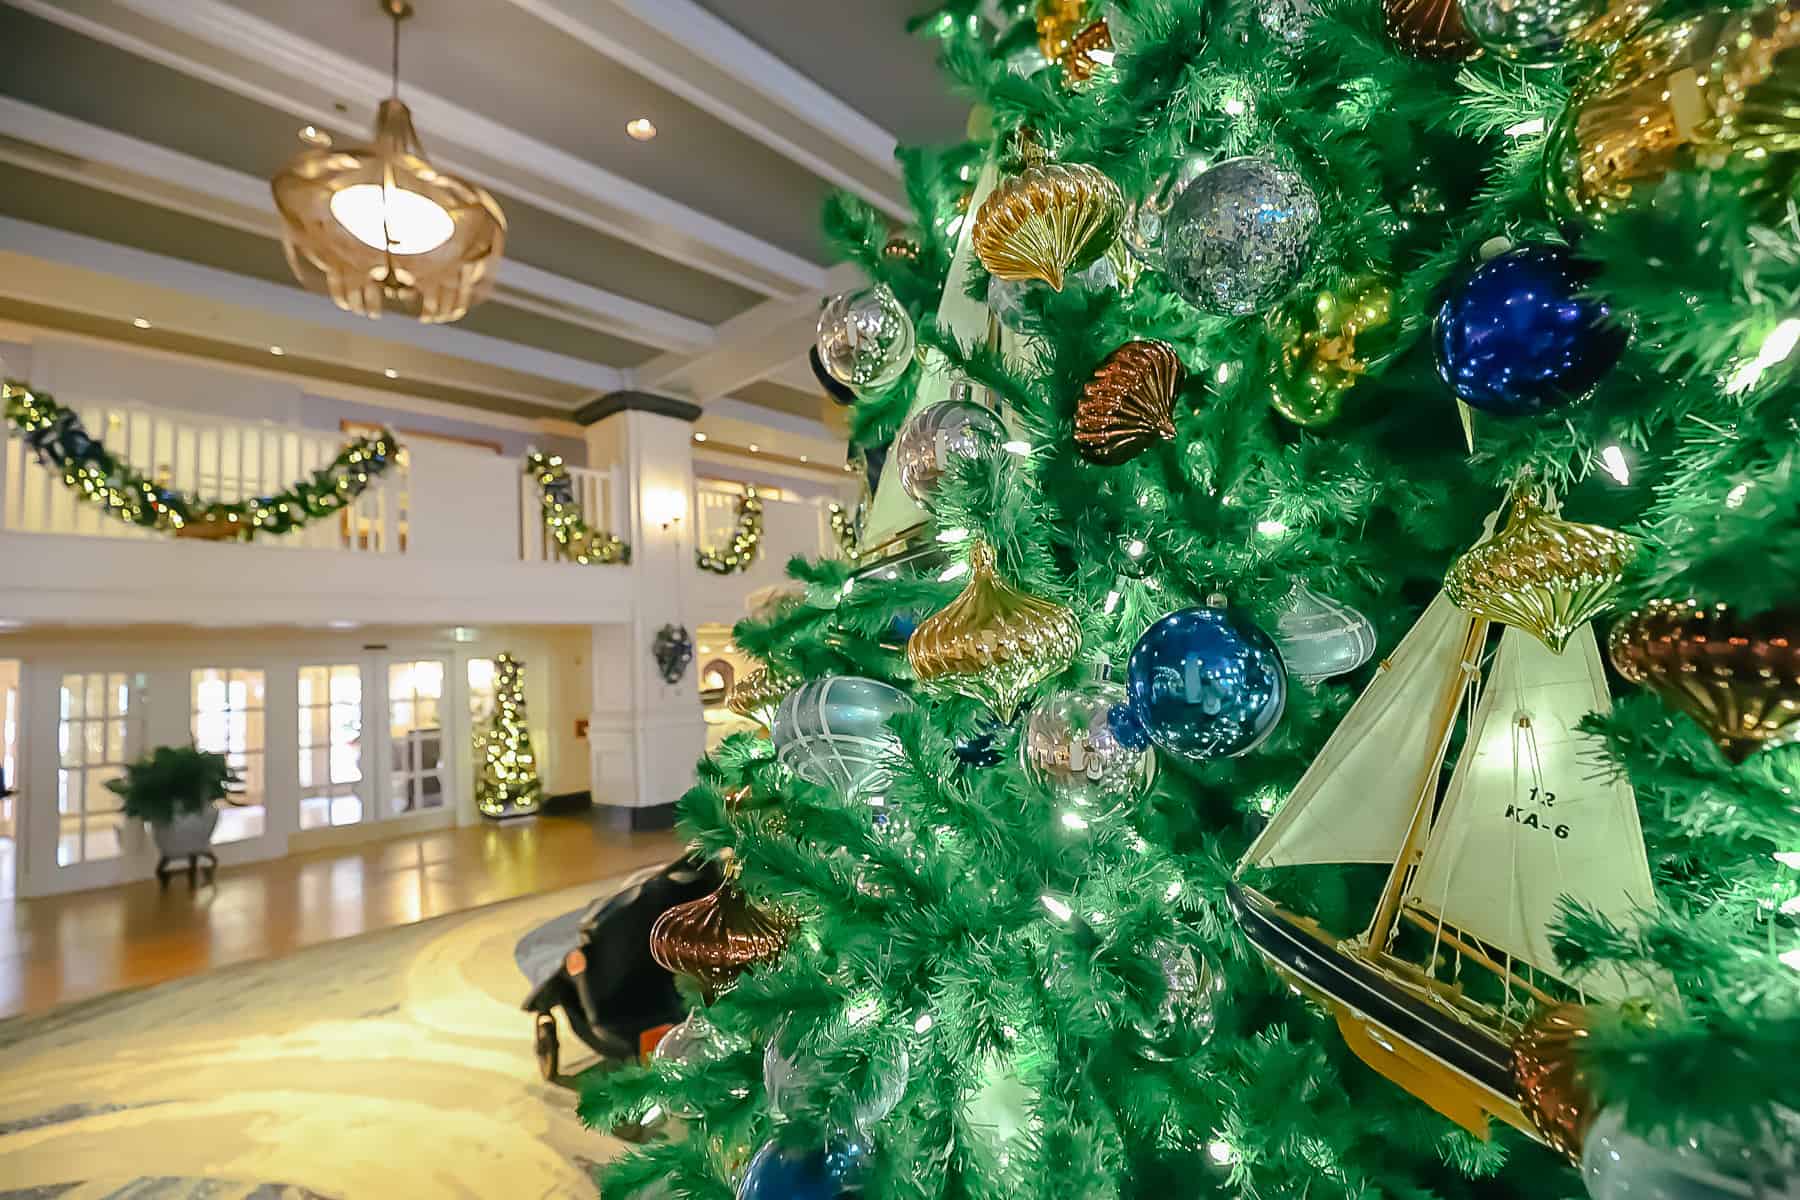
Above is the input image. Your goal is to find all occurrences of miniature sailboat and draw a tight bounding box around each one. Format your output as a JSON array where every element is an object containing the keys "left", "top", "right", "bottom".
[{"left": 1229, "top": 589, "right": 1658, "bottom": 1141}]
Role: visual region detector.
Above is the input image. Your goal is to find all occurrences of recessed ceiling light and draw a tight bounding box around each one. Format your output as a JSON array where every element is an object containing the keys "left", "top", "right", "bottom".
[
  {"left": 692, "top": 432, "right": 707, "bottom": 443},
  {"left": 747, "top": 443, "right": 759, "bottom": 453},
  {"left": 383, "top": 368, "right": 399, "bottom": 379},
  {"left": 132, "top": 317, "right": 152, "bottom": 329},
  {"left": 799, "top": 455, "right": 808, "bottom": 463},
  {"left": 626, "top": 118, "right": 657, "bottom": 141},
  {"left": 269, "top": 345, "right": 286, "bottom": 356}
]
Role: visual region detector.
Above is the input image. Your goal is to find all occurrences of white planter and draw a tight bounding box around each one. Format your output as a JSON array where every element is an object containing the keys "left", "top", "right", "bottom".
[{"left": 150, "top": 806, "right": 220, "bottom": 858}]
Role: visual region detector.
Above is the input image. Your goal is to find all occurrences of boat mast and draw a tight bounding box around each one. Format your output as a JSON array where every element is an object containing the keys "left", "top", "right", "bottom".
[{"left": 1363, "top": 615, "right": 1491, "bottom": 957}]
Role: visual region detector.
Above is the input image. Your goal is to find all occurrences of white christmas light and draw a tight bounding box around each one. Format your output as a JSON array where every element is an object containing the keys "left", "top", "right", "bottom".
[
  {"left": 1040, "top": 894, "right": 1073, "bottom": 922},
  {"left": 1505, "top": 117, "right": 1546, "bottom": 136},
  {"left": 938, "top": 561, "right": 970, "bottom": 583},
  {"left": 1599, "top": 444, "right": 1630, "bottom": 485},
  {"left": 1256, "top": 518, "right": 1289, "bottom": 537},
  {"left": 1726, "top": 317, "right": 1800, "bottom": 393}
]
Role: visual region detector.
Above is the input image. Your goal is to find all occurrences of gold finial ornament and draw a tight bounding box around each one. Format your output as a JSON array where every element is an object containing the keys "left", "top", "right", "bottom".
[
  {"left": 271, "top": 0, "right": 505, "bottom": 323},
  {"left": 727, "top": 666, "right": 798, "bottom": 730},
  {"left": 1609, "top": 599, "right": 1800, "bottom": 763},
  {"left": 1545, "top": 1, "right": 1800, "bottom": 222},
  {"left": 1075, "top": 340, "right": 1186, "bottom": 465},
  {"left": 972, "top": 164, "right": 1125, "bottom": 292},
  {"left": 649, "top": 874, "right": 789, "bottom": 1000},
  {"left": 1444, "top": 491, "right": 1635, "bottom": 654},
  {"left": 1035, "top": 0, "right": 1090, "bottom": 61},
  {"left": 907, "top": 542, "right": 1082, "bottom": 720}
]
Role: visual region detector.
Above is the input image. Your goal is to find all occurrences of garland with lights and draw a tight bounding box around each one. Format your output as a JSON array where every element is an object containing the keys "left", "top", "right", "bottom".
[
  {"left": 3, "top": 380, "right": 398, "bottom": 541},
  {"left": 524, "top": 450, "right": 630, "bottom": 565},
  {"left": 474, "top": 652, "right": 541, "bottom": 820},
  {"left": 827, "top": 500, "right": 861, "bottom": 561},
  {"left": 696, "top": 485, "right": 763, "bottom": 574}
]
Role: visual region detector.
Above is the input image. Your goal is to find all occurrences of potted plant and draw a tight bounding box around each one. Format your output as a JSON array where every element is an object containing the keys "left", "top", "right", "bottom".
[{"left": 105, "top": 744, "right": 237, "bottom": 860}]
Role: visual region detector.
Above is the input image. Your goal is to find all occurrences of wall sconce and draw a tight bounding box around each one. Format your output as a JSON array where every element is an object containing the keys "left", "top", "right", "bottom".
[{"left": 644, "top": 487, "right": 688, "bottom": 531}]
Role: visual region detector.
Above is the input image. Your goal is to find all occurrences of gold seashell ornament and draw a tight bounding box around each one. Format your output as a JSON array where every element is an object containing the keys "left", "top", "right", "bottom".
[
  {"left": 727, "top": 665, "right": 798, "bottom": 730},
  {"left": 972, "top": 163, "right": 1125, "bottom": 292},
  {"left": 1075, "top": 340, "right": 1186, "bottom": 465},
  {"left": 907, "top": 541, "right": 1082, "bottom": 721},
  {"left": 1444, "top": 491, "right": 1636, "bottom": 654}
]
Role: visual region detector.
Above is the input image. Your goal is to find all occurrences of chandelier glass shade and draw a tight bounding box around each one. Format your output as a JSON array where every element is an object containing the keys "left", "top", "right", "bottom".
[{"left": 270, "top": 7, "right": 505, "bottom": 324}]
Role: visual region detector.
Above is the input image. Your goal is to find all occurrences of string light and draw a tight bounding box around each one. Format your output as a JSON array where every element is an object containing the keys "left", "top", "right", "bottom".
[
  {"left": 475, "top": 653, "right": 542, "bottom": 819},
  {"left": 1725, "top": 317, "right": 1800, "bottom": 394},
  {"left": 1598, "top": 444, "right": 1631, "bottom": 485}
]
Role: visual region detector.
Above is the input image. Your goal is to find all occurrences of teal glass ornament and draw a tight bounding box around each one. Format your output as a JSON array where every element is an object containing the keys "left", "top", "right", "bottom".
[
  {"left": 738, "top": 1137, "right": 870, "bottom": 1200},
  {"left": 1274, "top": 582, "right": 1377, "bottom": 684},
  {"left": 773, "top": 677, "right": 914, "bottom": 801},
  {"left": 1581, "top": 1107, "right": 1800, "bottom": 1199},
  {"left": 1125, "top": 603, "right": 1287, "bottom": 761}
]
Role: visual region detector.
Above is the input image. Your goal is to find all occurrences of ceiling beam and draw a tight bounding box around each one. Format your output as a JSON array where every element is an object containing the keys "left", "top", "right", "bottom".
[
  {"left": 496, "top": 0, "right": 906, "bottom": 219},
  {"left": 633, "top": 262, "right": 861, "bottom": 403},
  {"left": 0, "top": 97, "right": 718, "bottom": 356},
  {"left": 11, "top": 0, "right": 826, "bottom": 298},
  {"left": 0, "top": 216, "right": 624, "bottom": 398}
]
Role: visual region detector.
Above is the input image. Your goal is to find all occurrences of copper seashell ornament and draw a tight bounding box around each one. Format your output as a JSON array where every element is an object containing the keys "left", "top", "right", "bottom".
[
  {"left": 649, "top": 870, "right": 789, "bottom": 999},
  {"left": 1444, "top": 491, "right": 1635, "bottom": 654},
  {"left": 1383, "top": 0, "right": 1481, "bottom": 58},
  {"left": 727, "top": 665, "right": 798, "bottom": 730},
  {"left": 1512, "top": 1004, "right": 1599, "bottom": 1163},
  {"left": 907, "top": 541, "right": 1082, "bottom": 721},
  {"left": 1609, "top": 598, "right": 1800, "bottom": 763},
  {"left": 973, "top": 163, "right": 1125, "bottom": 292},
  {"left": 1075, "top": 340, "right": 1185, "bottom": 465},
  {"left": 1062, "top": 20, "right": 1114, "bottom": 84}
]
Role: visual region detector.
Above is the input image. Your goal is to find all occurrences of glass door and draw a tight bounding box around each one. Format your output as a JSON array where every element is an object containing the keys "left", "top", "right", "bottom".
[
  {"left": 386, "top": 659, "right": 448, "bottom": 816},
  {"left": 55, "top": 670, "right": 148, "bottom": 879},
  {"left": 1, "top": 659, "right": 19, "bottom": 898},
  {"left": 190, "top": 668, "right": 268, "bottom": 847},
  {"left": 299, "top": 664, "right": 365, "bottom": 829}
]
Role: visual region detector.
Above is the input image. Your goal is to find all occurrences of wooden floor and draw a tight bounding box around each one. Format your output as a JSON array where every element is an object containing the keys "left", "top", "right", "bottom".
[{"left": 0, "top": 814, "right": 682, "bottom": 1020}]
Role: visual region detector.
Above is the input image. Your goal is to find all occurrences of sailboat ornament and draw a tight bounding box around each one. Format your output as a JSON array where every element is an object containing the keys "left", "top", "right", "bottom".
[{"left": 1229, "top": 495, "right": 1659, "bottom": 1144}]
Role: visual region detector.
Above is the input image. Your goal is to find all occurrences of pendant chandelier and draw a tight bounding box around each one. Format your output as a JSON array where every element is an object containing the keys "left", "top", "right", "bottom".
[{"left": 271, "top": 0, "right": 506, "bottom": 324}]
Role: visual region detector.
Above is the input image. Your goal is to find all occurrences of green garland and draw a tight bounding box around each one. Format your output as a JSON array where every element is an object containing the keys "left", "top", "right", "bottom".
[
  {"left": 696, "top": 485, "right": 763, "bottom": 574},
  {"left": 524, "top": 450, "right": 630, "bottom": 565},
  {"left": 3, "top": 380, "right": 398, "bottom": 540}
]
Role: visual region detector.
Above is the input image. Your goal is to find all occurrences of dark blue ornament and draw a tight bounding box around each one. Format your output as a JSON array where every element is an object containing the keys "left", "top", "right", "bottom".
[
  {"left": 737, "top": 1137, "right": 868, "bottom": 1200},
  {"left": 954, "top": 715, "right": 1010, "bottom": 768},
  {"left": 885, "top": 611, "right": 923, "bottom": 644},
  {"left": 1107, "top": 701, "right": 1151, "bottom": 751},
  {"left": 1125, "top": 605, "right": 1287, "bottom": 762},
  {"left": 1434, "top": 244, "right": 1626, "bottom": 415}
]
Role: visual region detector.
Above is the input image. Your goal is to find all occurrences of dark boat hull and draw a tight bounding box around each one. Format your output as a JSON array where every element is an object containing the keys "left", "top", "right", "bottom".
[{"left": 1228, "top": 881, "right": 1535, "bottom": 1140}]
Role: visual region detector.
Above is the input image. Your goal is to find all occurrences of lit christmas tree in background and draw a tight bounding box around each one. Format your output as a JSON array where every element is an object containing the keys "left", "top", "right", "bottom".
[
  {"left": 475, "top": 653, "right": 541, "bottom": 821},
  {"left": 581, "top": 1, "right": 1800, "bottom": 1197}
]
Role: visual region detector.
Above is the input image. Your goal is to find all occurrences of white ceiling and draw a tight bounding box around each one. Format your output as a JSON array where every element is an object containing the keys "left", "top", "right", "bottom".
[{"left": 0, "top": 0, "right": 964, "bottom": 425}]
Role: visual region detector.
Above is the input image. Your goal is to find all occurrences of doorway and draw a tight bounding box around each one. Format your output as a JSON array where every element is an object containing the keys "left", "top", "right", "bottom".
[{"left": 0, "top": 658, "right": 17, "bottom": 898}]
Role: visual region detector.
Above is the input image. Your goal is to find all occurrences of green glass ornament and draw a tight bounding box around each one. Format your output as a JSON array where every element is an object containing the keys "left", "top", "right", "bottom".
[{"left": 1268, "top": 275, "right": 1395, "bottom": 428}]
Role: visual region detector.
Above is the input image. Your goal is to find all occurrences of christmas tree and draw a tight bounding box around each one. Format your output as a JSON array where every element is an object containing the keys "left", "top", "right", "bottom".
[
  {"left": 581, "top": 1, "right": 1800, "bottom": 1196},
  {"left": 475, "top": 653, "right": 541, "bottom": 820}
]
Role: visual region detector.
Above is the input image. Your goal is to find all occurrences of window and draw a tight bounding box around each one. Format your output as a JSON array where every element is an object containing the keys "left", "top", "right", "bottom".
[
  {"left": 299, "top": 665, "right": 363, "bottom": 829},
  {"left": 191, "top": 668, "right": 266, "bottom": 843},
  {"left": 467, "top": 657, "right": 497, "bottom": 725},
  {"left": 388, "top": 660, "right": 446, "bottom": 814},
  {"left": 56, "top": 671, "right": 147, "bottom": 866}
]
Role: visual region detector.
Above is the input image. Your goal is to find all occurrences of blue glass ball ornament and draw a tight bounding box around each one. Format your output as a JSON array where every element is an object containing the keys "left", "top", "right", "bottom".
[
  {"left": 1125, "top": 605, "right": 1287, "bottom": 762},
  {"left": 772, "top": 677, "right": 915, "bottom": 801},
  {"left": 738, "top": 1137, "right": 870, "bottom": 1200},
  {"left": 1107, "top": 701, "right": 1152, "bottom": 751},
  {"left": 1434, "top": 244, "right": 1626, "bottom": 416}
]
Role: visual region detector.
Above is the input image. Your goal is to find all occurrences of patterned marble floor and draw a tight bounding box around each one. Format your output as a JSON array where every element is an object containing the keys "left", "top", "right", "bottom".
[{"left": 0, "top": 876, "right": 644, "bottom": 1199}]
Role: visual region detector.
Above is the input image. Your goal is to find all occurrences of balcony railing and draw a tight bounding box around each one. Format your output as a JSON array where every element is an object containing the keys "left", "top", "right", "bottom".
[
  {"left": 517, "top": 462, "right": 623, "bottom": 563},
  {"left": 2, "top": 400, "right": 405, "bottom": 553}
]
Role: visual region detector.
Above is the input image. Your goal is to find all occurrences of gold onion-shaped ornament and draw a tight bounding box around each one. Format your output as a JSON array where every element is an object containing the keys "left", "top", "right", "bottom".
[
  {"left": 972, "top": 163, "right": 1125, "bottom": 292},
  {"left": 1075, "top": 340, "right": 1186, "bottom": 465},
  {"left": 1444, "top": 491, "right": 1635, "bottom": 654},
  {"left": 907, "top": 541, "right": 1082, "bottom": 721},
  {"left": 727, "top": 665, "right": 798, "bottom": 730},
  {"left": 649, "top": 869, "right": 789, "bottom": 1000},
  {"left": 1512, "top": 1005, "right": 1600, "bottom": 1163},
  {"left": 1544, "top": 0, "right": 1800, "bottom": 222},
  {"left": 1609, "top": 598, "right": 1800, "bottom": 763}
]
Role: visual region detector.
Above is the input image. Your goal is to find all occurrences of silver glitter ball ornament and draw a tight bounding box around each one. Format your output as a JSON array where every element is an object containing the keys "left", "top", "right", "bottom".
[
  {"left": 1122, "top": 153, "right": 1212, "bottom": 267},
  {"left": 816, "top": 284, "right": 916, "bottom": 391},
  {"left": 1020, "top": 680, "right": 1156, "bottom": 821},
  {"left": 1161, "top": 156, "right": 1320, "bottom": 316},
  {"left": 1260, "top": 0, "right": 1319, "bottom": 44},
  {"left": 893, "top": 394, "right": 1007, "bottom": 512},
  {"left": 1274, "top": 582, "right": 1377, "bottom": 684}
]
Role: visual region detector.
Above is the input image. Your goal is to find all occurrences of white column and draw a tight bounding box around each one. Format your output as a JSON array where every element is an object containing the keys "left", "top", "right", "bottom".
[{"left": 582, "top": 395, "right": 706, "bottom": 818}]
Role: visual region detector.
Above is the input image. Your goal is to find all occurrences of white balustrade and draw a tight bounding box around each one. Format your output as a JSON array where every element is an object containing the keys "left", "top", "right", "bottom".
[{"left": 3, "top": 401, "right": 405, "bottom": 554}]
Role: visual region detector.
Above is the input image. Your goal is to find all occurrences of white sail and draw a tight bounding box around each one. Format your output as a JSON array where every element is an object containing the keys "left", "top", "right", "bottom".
[
  {"left": 1402, "top": 624, "right": 1656, "bottom": 1002},
  {"left": 860, "top": 158, "right": 1026, "bottom": 553},
  {"left": 1241, "top": 593, "right": 1484, "bottom": 870}
]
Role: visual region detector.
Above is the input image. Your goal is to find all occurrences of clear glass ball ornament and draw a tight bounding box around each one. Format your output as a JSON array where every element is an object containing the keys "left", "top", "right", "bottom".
[
  {"left": 1134, "top": 938, "right": 1226, "bottom": 1061},
  {"left": 1122, "top": 153, "right": 1213, "bottom": 267},
  {"left": 893, "top": 395, "right": 1007, "bottom": 512},
  {"left": 1020, "top": 680, "right": 1157, "bottom": 822},
  {"left": 816, "top": 284, "right": 916, "bottom": 392},
  {"left": 1161, "top": 156, "right": 1320, "bottom": 316}
]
